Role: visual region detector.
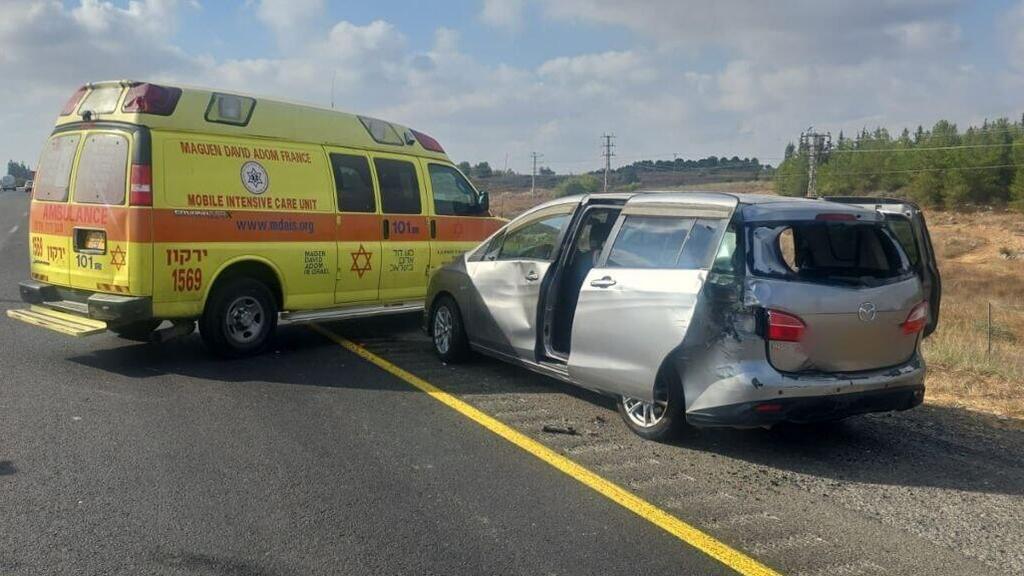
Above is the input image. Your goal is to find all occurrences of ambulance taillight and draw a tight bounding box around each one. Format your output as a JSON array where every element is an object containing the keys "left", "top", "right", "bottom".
[
  {"left": 60, "top": 86, "right": 88, "bottom": 116},
  {"left": 129, "top": 164, "right": 153, "bottom": 206},
  {"left": 411, "top": 129, "right": 445, "bottom": 153},
  {"left": 122, "top": 83, "right": 183, "bottom": 116}
]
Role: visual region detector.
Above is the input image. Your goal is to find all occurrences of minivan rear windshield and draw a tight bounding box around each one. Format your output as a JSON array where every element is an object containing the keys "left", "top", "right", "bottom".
[{"left": 750, "top": 221, "right": 911, "bottom": 287}]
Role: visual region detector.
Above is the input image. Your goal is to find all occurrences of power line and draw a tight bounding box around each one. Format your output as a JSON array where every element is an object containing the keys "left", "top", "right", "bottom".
[
  {"left": 829, "top": 141, "right": 1024, "bottom": 154},
  {"left": 771, "top": 162, "right": 1021, "bottom": 179}
]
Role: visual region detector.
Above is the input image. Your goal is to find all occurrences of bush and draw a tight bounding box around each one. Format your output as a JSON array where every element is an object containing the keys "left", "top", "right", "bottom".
[{"left": 556, "top": 174, "right": 601, "bottom": 197}]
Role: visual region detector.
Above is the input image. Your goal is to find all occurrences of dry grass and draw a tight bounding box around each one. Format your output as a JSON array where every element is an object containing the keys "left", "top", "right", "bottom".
[
  {"left": 921, "top": 210, "right": 1024, "bottom": 421},
  {"left": 488, "top": 184, "right": 1024, "bottom": 422}
]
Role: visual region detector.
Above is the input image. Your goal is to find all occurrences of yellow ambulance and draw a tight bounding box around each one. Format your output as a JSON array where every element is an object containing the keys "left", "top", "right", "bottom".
[{"left": 8, "top": 80, "right": 503, "bottom": 356}]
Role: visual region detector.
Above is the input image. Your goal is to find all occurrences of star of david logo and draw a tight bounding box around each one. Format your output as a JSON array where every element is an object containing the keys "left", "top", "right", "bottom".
[
  {"left": 110, "top": 245, "right": 127, "bottom": 272},
  {"left": 350, "top": 244, "right": 373, "bottom": 278}
]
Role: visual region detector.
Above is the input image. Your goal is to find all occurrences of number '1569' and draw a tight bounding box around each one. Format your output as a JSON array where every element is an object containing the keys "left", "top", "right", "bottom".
[{"left": 171, "top": 268, "right": 202, "bottom": 292}]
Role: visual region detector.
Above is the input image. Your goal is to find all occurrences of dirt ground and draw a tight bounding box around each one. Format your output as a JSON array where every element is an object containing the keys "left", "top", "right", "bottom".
[{"left": 489, "top": 184, "right": 1024, "bottom": 424}]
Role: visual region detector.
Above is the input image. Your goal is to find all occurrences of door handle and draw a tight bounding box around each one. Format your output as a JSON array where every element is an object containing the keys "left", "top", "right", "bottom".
[
  {"left": 430, "top": 219, "right": 437, "bottom": 239},
  {"left": 382, "top": 218, "right": 390, "bottom": 240},
  {"left": 525, "top": 270, "right": 539, "bottom": 282},
  {"left": 589, "top": 276, "right": 617, "bottom": 288}
]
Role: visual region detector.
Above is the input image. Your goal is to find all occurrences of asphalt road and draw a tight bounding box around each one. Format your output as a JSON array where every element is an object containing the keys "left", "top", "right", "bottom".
[{"left": 2, "top": 189, "right": 1023, "bottom": 576}]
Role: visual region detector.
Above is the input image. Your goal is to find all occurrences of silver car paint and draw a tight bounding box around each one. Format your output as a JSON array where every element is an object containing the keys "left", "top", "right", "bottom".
[
  {"left": 425, "top": 191, "right": 929, "bottom": 427},
  {"left": 568, "top": 267, "right": 707, "bottom": 403},
  {"left": 466, "top": 259, "right": 553, "bottom": 360}
]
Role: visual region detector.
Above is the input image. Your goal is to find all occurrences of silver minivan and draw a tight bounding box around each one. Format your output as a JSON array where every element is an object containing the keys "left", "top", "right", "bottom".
[{"left": 425, "top": 192, "right": 940, "bottom": 440}]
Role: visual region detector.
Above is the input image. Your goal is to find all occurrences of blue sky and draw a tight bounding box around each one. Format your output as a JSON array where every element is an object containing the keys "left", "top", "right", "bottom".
[{"left": 4, "top": 1, "right": 1024, "bottom": 173}]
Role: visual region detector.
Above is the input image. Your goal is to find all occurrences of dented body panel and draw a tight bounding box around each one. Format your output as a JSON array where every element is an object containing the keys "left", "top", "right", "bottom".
[{"left": 426, "top": 191, "right": 936, "bottom": 428}]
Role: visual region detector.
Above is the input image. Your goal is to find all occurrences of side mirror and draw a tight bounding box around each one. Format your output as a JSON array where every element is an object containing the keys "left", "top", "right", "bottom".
[{"left": 478, "top": 191, "right": 490, "bottom": 214}]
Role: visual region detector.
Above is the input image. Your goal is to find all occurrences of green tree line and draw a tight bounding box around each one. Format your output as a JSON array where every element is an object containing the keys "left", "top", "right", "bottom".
[{"left": 775, "top": 117, "right": 1024, "bottom": 209}]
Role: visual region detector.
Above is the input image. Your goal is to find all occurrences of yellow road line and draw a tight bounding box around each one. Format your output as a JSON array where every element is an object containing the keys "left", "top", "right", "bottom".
[{"left": 310, "top": 323, "right": 782, "bottom": 576}]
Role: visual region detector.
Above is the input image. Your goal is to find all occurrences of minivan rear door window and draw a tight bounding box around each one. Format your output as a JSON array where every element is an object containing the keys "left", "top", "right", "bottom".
[
  {"left": 751, "top": 221, "right": 910, "bottom": 287},
  {"left": 73, "top": 133, "right": 129, "bottom": 205}
]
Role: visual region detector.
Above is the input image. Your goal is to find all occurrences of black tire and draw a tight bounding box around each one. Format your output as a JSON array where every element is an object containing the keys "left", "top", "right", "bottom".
[
  {"left": 430, "top": 295, "right": 469, "bottom": 363},
  {"left": 199, "top": 277, "right": 278, "bottom": 357},
  {"left": 111, "top": 320, "right": 162, "bottom": 342},
  {"left": 617, "top": 370, "right": 688, "bottom": 442}
]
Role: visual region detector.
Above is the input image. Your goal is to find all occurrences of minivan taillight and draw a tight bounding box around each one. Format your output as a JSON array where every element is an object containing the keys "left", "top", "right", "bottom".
[
  {"left": 767, "top": 309, "right": 806, "bottom": 342},
  {"left": 901, "top": 301, "right": 929, "bottom": 335},
  {"left": 61, "top": 86, "right": 88, "bottom": 116},
  {"left": 122, "top": 83, "right": 182, "bottom": 116},
  {"left": 129, "top": 164, "right": 153, "bottom": 206}
]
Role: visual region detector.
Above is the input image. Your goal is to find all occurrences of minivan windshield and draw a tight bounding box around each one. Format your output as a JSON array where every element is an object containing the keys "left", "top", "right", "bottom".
[{"left": 750, "top": 221, "right": 911, "bottom": 287}]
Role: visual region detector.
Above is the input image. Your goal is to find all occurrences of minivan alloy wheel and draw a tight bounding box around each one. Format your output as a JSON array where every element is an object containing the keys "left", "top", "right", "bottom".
[
  {"left": 433, "top": 305, "right": 453, "bottom": 355},
  {"left": 621, "top": 395, "right": 669, "bottom": 428}
]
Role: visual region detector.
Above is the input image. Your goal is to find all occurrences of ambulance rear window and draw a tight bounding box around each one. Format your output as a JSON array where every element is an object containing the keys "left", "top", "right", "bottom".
[
  {"left": 73, "top": 133, "right": 129, "bottom": 205},
  {"left": 34, "top": 134, "right": 81, "bottom": 202}
]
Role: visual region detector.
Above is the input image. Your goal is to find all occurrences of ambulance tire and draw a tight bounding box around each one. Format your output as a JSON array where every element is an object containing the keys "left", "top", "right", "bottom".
[
  {"left": 111, "top": 320, "right": 162, "bottom": 342},
  {"left": 200, "top": 277, "right": 278, "bottom": 357}
]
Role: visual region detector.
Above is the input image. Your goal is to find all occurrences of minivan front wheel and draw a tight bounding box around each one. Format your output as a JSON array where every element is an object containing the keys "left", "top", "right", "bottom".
[
  {"left": 431, "top": 295, "right": 469, "bottom": 363},
  {"left": 617, "top": 371, "right": 687, "bottom": 441},
  {"left": 200, "top": 277, "right": 278, "bottom": 357}
]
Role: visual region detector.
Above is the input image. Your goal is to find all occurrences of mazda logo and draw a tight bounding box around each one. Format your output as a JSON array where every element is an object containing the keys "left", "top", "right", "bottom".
[{"left": 858, "top": 302, "right": 877, "bottom": 322}]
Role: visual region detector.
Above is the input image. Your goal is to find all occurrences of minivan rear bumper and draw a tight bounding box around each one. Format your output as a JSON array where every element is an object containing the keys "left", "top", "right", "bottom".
[
  {"left": 686, "top": 384, "right": 924, "bottom": 427},
  {"left": 685, "top": 353, "right": 927, "bottom": 428},
  {"left": 19, "top": 280, "right": 152, "bottom": 325}
]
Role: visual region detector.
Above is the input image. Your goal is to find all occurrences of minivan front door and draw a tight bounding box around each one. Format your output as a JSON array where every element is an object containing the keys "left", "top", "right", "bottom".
[
  {"left": 467, "top": 207, "right": 573, "bottom": 360},
  {"left": 567, "top": 195, "right": 736, "bottom": 402},
  {"left": 826, "top": 197, "right": 941, "bottom": 336}
]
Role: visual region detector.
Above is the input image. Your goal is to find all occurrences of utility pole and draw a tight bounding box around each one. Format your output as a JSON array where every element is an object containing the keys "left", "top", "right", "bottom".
[
  {"left": 530, "top": 152, "right": 543, "bottom": 195},
  {"left": 602, "top": 133, "right": 616, "bottom": 193},
  {"left": 799, "top": 128, "right": 831, "bottom": 197}
]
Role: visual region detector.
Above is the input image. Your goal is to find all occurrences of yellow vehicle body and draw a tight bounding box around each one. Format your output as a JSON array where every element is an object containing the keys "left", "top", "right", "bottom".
[{"left": 13, "top": 80, "right": 503, "bottom": 349}]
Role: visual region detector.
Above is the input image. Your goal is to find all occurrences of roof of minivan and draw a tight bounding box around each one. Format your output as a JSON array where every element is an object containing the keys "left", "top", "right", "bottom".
[
  {"left": 54, "top": 80, "right": 451, "bottom": 162},
  {"left": 521, "top": 190, "right": 880, "bottom": 222}
]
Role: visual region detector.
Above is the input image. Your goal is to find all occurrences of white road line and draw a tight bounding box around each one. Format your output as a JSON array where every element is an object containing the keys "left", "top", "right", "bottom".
[{"left": 9, "top": 225, "right": 19, "bottom": 235}]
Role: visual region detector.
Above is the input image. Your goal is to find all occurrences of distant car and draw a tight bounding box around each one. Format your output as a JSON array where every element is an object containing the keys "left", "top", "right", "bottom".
[
  {"left": 426, "top": 192, "right": 941, "bottom": 440},
  {"left": 23, "top": 179, "right": 33, "bottom": 193},
  {"left": 0, "top": 175, "right": 14, "bottom": 191}
]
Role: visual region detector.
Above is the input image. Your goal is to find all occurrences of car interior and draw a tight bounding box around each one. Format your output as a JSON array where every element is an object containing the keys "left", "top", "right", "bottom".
[{"left": 548, "top": 207, "right": 620, "bottom": 355}]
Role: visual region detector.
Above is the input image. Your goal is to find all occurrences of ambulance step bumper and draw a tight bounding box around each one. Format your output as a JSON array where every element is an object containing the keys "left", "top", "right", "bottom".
[{"left": 7, "top": 305, "right": 108, "bottom": 337}]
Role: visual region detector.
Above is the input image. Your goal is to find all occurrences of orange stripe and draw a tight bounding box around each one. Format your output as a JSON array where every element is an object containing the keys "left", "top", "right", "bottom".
[
  {"left": 31, "top": 202, "right": 503, "bottom": 245},
  {"left": 151, "top": 210, "right": 336, "bottom": 243},
  {"left": 434, "top": 216, "right": 503, "bottom": 242},
  {"left": 30, "top": 202, "right": 152, "bottom": 243},
  {"left": 337, "top": 213, "right": 382, "bottom": 242},
  {"left": 384, "top": 215, "right": 429, "bottom": 241}
]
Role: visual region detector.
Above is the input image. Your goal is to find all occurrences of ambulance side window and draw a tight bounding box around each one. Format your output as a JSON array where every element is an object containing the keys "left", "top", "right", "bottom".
[
  {"left": 374, "top": 158, "right": 422, "bottom": 214},
  {"left": 330, "top": 153, "right": 376, "bottom": 213},
  {"left": 429, "top": 163, "right": 481, "bottom": 216}
]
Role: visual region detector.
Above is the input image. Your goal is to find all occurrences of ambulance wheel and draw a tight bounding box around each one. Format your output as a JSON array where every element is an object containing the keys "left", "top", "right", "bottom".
[
  {"left": 200, "top": 277, "right": 278, "bottom": 357},
  {"left": 617, "top": 369, "right": 687, "bottom": 442},
  {"left": 430, "top": 295, "right": 469, "bottom": 363},
  {"left": 111, "top": 320, "right": 162, "bottom": 342}
]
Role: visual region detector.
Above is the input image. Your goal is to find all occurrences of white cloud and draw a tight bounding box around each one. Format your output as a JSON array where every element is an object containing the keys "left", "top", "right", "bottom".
[
  {"left": 538, "top": 0, "right": 962, "bottom": 64},
  {"left": 0, "top": 0, "right": 1019, "bottom": 176},
  {"left": 480, "top": 0, "right": 525, "bottom": 30},
  {"left": 256, "top": 0, "right": 326, "bottom": 45}
]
